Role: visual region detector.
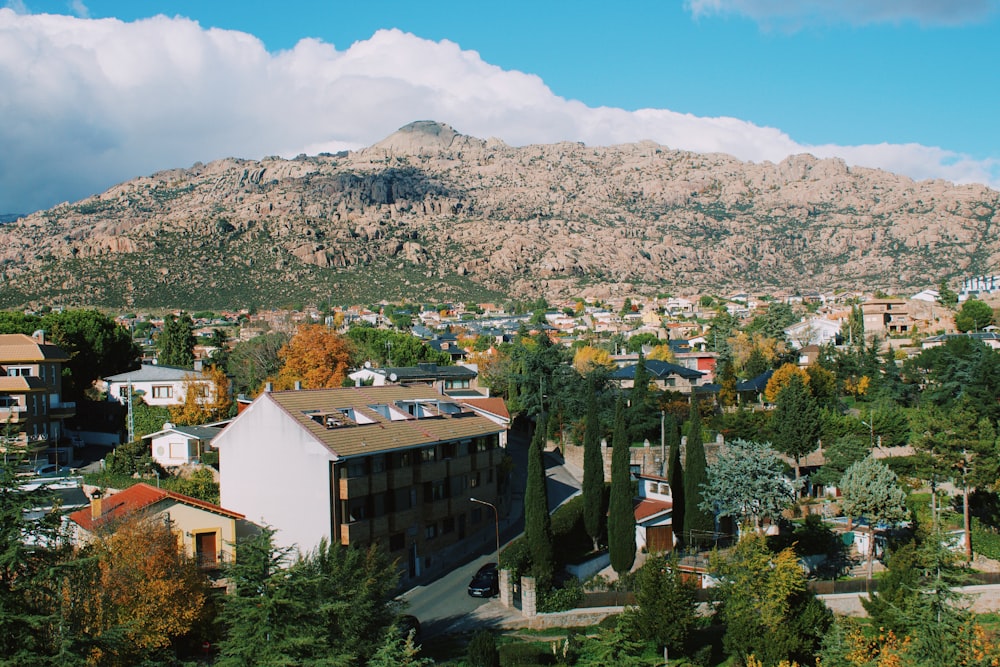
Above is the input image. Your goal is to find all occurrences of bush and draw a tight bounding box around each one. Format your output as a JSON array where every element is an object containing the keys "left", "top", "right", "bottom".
[
  {"left": 537, "top": 576, "right": 583, "bottom": 613},
  {"left": 500, "top": 538, "right": 531, "bottom": 578},
  {"left": 498, "top": 642, "right": 555, "bottom": 666},
  {"left": 973, "top": 518, "right": 1000, "bottom": 561},
  {"left": 467, "top": 630, "right": 500, "bottom": 667}
]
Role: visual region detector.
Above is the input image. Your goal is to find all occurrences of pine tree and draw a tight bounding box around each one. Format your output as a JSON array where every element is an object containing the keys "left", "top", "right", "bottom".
[
  {"left": 770, "top": 372, "right": 821, "bottom": 480},
  {"left": 582, "top": 375, "right": 605, "bottom": 551},
  {"left": 524, "top": 412, "right": 554, "bottom": 589},
  {"left": 665, "top": 413, "right": 684, "bottom": 543},
  {"left": 629, "top": 352, "right": 657, "bottom": 442},
  {"left": 157, "top": 313, "right": 196, "bottom": 367},
  {"left": 683, "top": 396, "right": 713, "bottom": 547},
  {"left": 608, "top": 398, "right": 636, "bottom": 576}
]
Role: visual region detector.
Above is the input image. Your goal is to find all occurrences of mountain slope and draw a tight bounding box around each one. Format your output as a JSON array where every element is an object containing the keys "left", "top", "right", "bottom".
[{"left": 1, "top": 120, "right": 997, "bottom": 309}]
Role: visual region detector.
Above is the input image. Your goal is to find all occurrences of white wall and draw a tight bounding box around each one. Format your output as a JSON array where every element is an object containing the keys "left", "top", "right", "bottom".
[{"left": 216, "top": 396, "right": 336, "bottom": 555}]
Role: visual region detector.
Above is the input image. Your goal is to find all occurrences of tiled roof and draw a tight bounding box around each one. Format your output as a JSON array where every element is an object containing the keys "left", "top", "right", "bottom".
[
  {"left": 609, "top": 359, "right": 704, "bottom": 381},
  {"left": 0, "top": 334, "right": 70, "bottom": 362},
  {"left": 459, "top": 397, "right": 511, "bottom": 420},
  {"left": 68, "top": 482, "right": 244, "bottom": 532},
  {"left": 263, "top": 385, "right": 504, "bottom": 459},
  {"left": 0, "top": 376, "right": 47, "bottom": 392},
  {"left": 634, "top": 497, "right": 673, "bottom": 522},
  {"left": 737, "top": 369, "right": 774, "bottom": 392},
  {"left": 105, "top": 363, "right": 206, "bottom": 382}
]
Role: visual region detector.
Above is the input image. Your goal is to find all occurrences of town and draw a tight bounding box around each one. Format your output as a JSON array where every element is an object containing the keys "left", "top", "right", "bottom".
[{"left": 3, "top": 277, "right": 1000, "bottom": 665}]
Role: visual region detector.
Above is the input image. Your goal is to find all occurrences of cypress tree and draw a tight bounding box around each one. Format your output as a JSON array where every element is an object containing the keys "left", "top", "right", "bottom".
[
  {"left": 582, "top": 375, "right": 605, "bottom": 551},
  {"left": 665, "top": 413, "right": 684, "bottom": 544},
  {"left": 524, "top": 412, "right": 554, "bottom": 589},
  {"left": 157, "top": 312, "right": 196, "bottom": 367},
  {"left": 608, "top": 398, "right": 636, "bottom": 576},
  {"left": 630, "top": 352, "right": 655, "bottom": 442},
  {"left": 683, "top": 396, "right": 713, "bottom": 547}
]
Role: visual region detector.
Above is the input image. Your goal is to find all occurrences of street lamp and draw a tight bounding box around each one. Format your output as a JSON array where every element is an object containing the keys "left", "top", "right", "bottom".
[
  {"left": 861, "top": 420, "right": 876, "bottom": 451},
  {"left": 471, "top": 497, "right": 500, "bottom": 561}
]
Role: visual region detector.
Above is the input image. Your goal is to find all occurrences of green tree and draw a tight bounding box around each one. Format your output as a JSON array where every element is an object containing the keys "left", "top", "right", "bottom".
[
  {"left": 770, "top": 372, "right": 820, "bottom": 480},
  {"left": 839, "top": 457, "right": 910, "bottom": 579},
  {"left": 217, "top": 532, "right": 399, "bottom": 666},
  {"left": 683, "top": 397, "right": 713, "bottom": 546},
  {"left": 937, "top": 278, "right": 959, "bottom": 308},
  {"left": 608, "top": 399, "right": 635, "bottom": 576},
  {"left": 582, "top": 375, "right": 604, "bottom": 552},
  {"left": 524, "top": 412, "right": 554, "bottom": 589},
  {"left": 811, "top": 435, "right": 868, "bottom": 488},
  {"left": 629, "top": 353, "right": 659, "bottom": 442},
  {"left": 345, "top": 326, "right": 450, "bottom": 368},
  {"left": 706, "top": 310, "right": 738, "bottom": 363},
  {"left": 624, "top": 553, "right": 696, "bottom": 656},
  {"left": 743, "top": 346, "right": 771, "bottom": 379},
  {"left": 466, "top": 629, "right": 500, "bottom": 667},
  {"left": 905, "top": 335, "right": 1000, "bottom": 422},
  {"left": 700, "top": 439, "right": 801, "bottom": 535},
  {"left": 576, "top": 626, "right": 645, "bottom": 667},
  {"left": 226, "top": 331, "right": 290, "bottom": 395},
  {"left": 712, "top": 533, "right": 832, "bottom": 666},
  {"left": 861, "top": 540, "right": 922, "bottom": 634},
  {"left": 955, "top": 298, "right": 994, "bottom": 332},
  {"left": 748, "top": 301, "right": 797, "bottom": 342},
  {"left": 666, "top": 413, "right": 684, "bottom": 541},
  {"left": 0, "top": 451, "right": 67, "bottom": 663},
  {"left": 718, "top": 359, "right": 738, "bottom": 408},
  {"left": 157, "top": 313, "right": 195, "bottom": 367}
]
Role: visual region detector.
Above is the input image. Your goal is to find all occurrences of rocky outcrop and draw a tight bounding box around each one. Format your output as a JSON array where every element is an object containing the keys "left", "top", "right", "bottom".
[{"left": 0, "top": 121, "right": 997, "bottom": 308}]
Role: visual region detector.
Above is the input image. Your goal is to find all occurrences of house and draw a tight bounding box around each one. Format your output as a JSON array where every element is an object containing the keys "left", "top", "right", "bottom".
[
  {"left": 921, "top": 331, "right": 1000, "bottom": 350},
  {"left": 104, "top": 363, "right": 217, "bottom": 407},
  {"left": 784, "top": 317, "right": 842, "bottom": 349},
  {"left": 213, "top": 384, "right": 506, "bottom": 584},
  {"left": 348, "top": 363, "right": 484, "bottom": 396},
  {"left": 861, "top": 299, "right": 911, "bottom": 336},
  {"left": 0, "top": 332, "right": 76, "bottom": 459},
  {"left": 634, "top": 473, "right": 675, "bottom": 553},
  {"left": 67, "top": 483, "right": 247, "bottom": 568},
  {"left": 143, "top": 423, "right": 225, "bottom": 468},
  {"left": 609, "top": 359, "right": 706, "bottom": 394}
]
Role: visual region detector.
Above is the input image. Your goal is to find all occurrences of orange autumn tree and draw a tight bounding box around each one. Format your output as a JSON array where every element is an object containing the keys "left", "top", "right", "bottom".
[
  {"left": 169, "top": 365, "right": 232, "bottom": 426},
  {"left": 572, "top": 345, "right": 616, "bottom": 375},
  {"left": 764, "top": 363, "right": 811, "bottom": 403},
  {"left": 60, "top": 516, "right": 209, "bottom": 666},
  {"left": 272, "top": 323, "right": 352, "bottom": 389}
]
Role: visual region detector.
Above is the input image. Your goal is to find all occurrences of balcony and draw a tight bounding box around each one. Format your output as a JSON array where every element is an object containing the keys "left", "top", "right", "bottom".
[
  {"left": 340, "top": 519, "right": 371, "bottom": 546},
  {"left": 390, "top": 507, "right": 419, "bottom": 533},
  {"left": 0, "top": 405, "right": 26, "bottom": 423},
  {"left": 368, "top": 470, "right": 388, "bottom": 496},
  {"left": 48, "top": 401, "right": 76, "bottom": 418},
  {"left": 447, "top": 456, "right": 472, "bottom": 476},
  {"left": 339, "top": 475, "right": 370, "bottom": 498},
  {"left": 388, "top": 466, "right": 413, "bottom": 487},
  {"left": 417, "top": 459, "right": 448, "bottom": 482},
  {"left": 425, "top": 498, "right": 450, "bottom": 521}
]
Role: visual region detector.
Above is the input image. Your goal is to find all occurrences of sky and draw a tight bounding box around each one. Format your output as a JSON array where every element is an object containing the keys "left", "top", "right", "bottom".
[{"left": 2, "top": 0, "right": 999, "bottom": 213}]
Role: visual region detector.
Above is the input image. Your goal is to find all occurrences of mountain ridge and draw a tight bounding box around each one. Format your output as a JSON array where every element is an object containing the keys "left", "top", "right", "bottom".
[{"left": 0, "top": 121, "right": 996, "bottom": 309}]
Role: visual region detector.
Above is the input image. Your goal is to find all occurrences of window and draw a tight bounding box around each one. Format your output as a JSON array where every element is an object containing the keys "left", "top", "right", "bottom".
[
  {"left": 371, "top": 455, "right": 385, "bottom": 474},
  {"left": 346, "top": 459, "right": 366, "bottom": 478},
  {"left": 445, "top": 378, "right": 470, "bottom": 389},
  {"left": 470, "top": 472, "right": 481, "bottom": 489},
  {"left": 424, "top": 523, "right": 438, "bottom": 540},
  {"left": 420, "top": 447, "right": 436, "bottom": 463},
  {"left": 118, "top": 386, "right": 129, "bottom": 398},
  {"left": 6, "top": 366, "right": 32, "bottom": 377},
  {"left": 424, "top": 480, "right": 447, "bottom": 503},
  {"left": 152, "top": 385, "right": 172, "bottom": 399},
  {"left": 389, "top": 533, "right": 405, "bottom": 551}
]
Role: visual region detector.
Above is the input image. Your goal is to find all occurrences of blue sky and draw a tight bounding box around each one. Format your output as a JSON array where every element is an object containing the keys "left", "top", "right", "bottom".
[{"left": 2, "top": 0, "right": 998, "bottom": 212}]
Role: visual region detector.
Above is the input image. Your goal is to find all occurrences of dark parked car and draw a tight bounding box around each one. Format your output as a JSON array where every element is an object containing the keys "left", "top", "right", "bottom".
[{"left": 467, "top": 562, "right": 499, "bottom": 597}]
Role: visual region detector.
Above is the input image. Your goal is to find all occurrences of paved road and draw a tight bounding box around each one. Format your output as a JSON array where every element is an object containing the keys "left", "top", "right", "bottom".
[{"left": 401, "top": 428, "right": 582, "bottom": 638}]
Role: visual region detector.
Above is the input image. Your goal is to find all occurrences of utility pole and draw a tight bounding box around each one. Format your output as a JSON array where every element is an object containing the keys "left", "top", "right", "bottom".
[
  {"left": 126, "top": 378, "right": 134, "bottom": 443},
  {"left": 660, "top": 410, "right": 666, "bottom": 476}
]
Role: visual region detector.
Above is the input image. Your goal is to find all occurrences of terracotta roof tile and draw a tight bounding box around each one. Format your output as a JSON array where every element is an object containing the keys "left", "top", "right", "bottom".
[
  {"left": 634, "top": 497, "right": 672, "bottom": 522},
  {"left": 68, "top": 482, "right": 243, "bottom": 532}
]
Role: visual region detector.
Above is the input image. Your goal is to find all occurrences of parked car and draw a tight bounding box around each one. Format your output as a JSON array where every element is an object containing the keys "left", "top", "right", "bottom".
[
  {"left": 467, "top": 562, "right": 499, "bottom": 597},
  {"left": 33, "top": 463, "right": 70, "bottom": 477}
]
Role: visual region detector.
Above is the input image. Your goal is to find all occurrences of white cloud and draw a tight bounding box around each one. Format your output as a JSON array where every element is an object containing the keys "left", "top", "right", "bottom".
[
  {"left": 0, "top": 9, "right": 996, "bottom": 214},
  {"left": 68, "top": 0, "right": 88, "bottom": 18},
  {"left": 685, "top": 0, "right": 998, "bottom": 28}
]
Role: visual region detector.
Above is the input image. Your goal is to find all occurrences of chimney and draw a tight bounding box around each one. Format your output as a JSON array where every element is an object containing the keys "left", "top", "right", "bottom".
[
  {"left": 31, "top": 329, "right": 45, "bottom": 345},
  {"left": 90, "top": 489, "right": 103, "bottom": 521},
  {"left": 294, "top": 381, "right": 302, "bottom": 391},
  {"left": 264, "top": 382, "right": 273, "bottom": 393},
  {"left": 193, "top": 359, "right": 203, "bottom": 372}
]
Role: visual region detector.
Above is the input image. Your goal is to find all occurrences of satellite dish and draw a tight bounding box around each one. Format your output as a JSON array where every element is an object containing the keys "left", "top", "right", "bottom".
[
  {"left": 389, "top": 373, "right": 398, "bottom": 382},
  {"left": 364, "top": 360, "right": 372, "bottom": 368}
]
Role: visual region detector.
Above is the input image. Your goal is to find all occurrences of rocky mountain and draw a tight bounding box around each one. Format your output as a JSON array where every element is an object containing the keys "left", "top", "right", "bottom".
[{"left": 1, "top": 120, "right": 998, "bottom": 309}]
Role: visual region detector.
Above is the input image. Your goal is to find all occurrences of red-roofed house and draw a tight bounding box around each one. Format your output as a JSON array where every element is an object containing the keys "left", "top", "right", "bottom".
[
  {"left": 634, "top": 473, "right": 675, "bottom": 553},
  {"left": 68, "top": 483, "right": 248, "bottom": 568}
]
